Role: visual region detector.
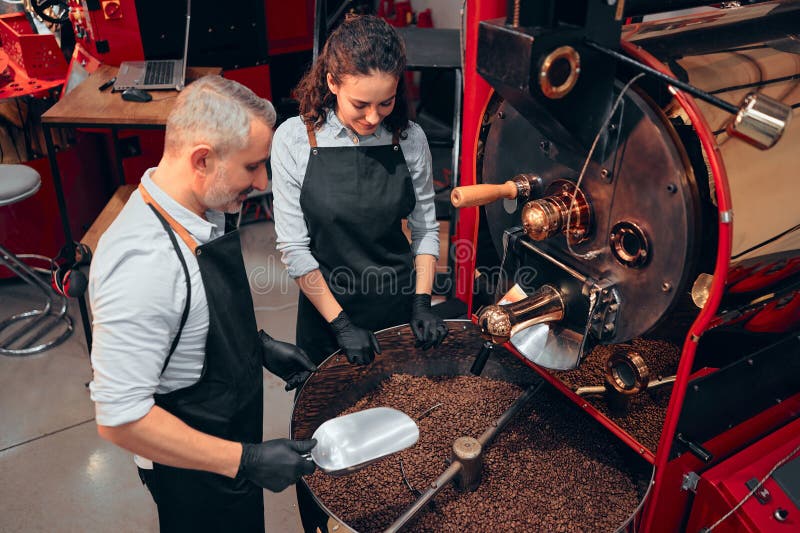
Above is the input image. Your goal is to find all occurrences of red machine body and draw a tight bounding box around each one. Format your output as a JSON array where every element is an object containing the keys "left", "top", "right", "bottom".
[
  {"left": 685, "top": 417, "right": 800, "bottom": 532},
  {"left": 456, "top": 1, "right": 800, "bottom": 531},
  {"left": 0, "top": 13, "right": 67, "bottom": 98},
  {"left": 67, "top": 0, "right": 144, "bottom": 65}
]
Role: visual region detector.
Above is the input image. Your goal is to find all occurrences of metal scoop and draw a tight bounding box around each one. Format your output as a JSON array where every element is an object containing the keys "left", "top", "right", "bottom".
[{"left": 307, "top": 407, "right": 419, "bottom": 476}]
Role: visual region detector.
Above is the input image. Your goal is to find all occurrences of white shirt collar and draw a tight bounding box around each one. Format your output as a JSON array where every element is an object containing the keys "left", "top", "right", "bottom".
[
  {"left": 140, "top": 169, "right": 225, "bottom": 244},
  {"left": 326, "top": 108, "right": 382, "bottom": 140}
]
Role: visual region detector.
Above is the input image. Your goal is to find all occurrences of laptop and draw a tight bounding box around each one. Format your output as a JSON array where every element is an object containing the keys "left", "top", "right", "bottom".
[{"left": 114, "top": 0, "right": 191, "bottom": 91}]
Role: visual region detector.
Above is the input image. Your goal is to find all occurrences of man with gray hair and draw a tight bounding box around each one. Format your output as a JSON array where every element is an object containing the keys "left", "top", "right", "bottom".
[{"left": 89, "top": 76, "right": 317, "bottom": 532}]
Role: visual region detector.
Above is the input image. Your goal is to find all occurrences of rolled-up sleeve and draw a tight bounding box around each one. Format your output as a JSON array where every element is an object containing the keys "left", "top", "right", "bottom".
[
  {"left": 403, "top": 124, "right": 440, "bottom": 258},
  {"left": 89, "top": 246, "right": 183, "bottom": 427},
  {"left": 272, "top": 119, "right": 320, "bottom": 278}
]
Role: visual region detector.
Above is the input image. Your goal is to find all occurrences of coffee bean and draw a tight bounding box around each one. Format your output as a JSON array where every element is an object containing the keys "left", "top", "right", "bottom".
[{"left": 305, "top": 374, "right": 652, "bottom": 532}]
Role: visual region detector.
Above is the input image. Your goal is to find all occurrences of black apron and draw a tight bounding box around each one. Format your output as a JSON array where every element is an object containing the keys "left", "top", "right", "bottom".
[
  {"left": 294, "top": 123, "right": 417, "bottom": 533},
  {"left": 138, "top": 186, "right": 265, "bottom": 533},
  {"left": 295, "top": 123, "right": 417, "bottom": 365}
]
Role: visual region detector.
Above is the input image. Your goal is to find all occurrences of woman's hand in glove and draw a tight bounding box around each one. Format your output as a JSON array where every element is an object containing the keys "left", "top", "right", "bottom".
[
  {"left": 329, "top": 311, "right": 381, "bottom": 365},
  {"left": 410, "top": 294, "right": 448, "bottom": 350},
  {"left": 259, "top": 330, "right": 317, "bottom": 390},
  {"left": 237, "top": 438, "right": 317, "bottom": 492}
]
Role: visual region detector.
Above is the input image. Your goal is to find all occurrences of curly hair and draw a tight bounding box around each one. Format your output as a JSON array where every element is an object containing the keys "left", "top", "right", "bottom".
[{"left": 295, "top": 15, "right": 408, "bottom": 134}]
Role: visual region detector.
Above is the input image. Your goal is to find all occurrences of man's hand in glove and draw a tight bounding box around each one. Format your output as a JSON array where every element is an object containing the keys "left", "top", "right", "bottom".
[
  {"left": 330, "top": 311, "right": 381, "bottom": 365},
  {"left": 237, "top": 438, "right": 317, "bottom": 492},
  {"left": 259, "top": 330, "right": 317, "bottom": 390},
  {"left": 410, "top": 294, "right": 449, "bottom": 350}
]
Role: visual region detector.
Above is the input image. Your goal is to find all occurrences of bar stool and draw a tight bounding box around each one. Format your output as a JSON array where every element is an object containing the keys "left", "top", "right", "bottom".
[{"left": 0, "top": 164, "right": 73, "bottom": 356}]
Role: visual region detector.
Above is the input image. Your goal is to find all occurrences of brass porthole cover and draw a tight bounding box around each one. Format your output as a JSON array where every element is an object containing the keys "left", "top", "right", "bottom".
[{"left": 539, "top": 46, "right": 581, "bottom": 99}]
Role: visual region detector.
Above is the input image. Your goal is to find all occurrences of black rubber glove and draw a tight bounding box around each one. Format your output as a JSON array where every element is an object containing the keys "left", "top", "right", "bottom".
[
  {"left": 330, "top": 311, "right": 381, "bottom": 365},
  {"left": 237, "top": 438, "right": 317, "bottom": 493},
  {"left": 410, "top": 294, "right": 449, "bottom": 350},
  {"left": 259, "top": 330, "right": 317, "bottom": 391}
]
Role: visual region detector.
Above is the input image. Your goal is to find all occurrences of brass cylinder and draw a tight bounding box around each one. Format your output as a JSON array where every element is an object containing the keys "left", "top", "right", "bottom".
[
  {"left": 477, "top": 285, "right": 565, "bottom": 344},
  {"left": 521, "top": 195, "right": 570, "bottom": 240},
  {"left": 521, "top": 179, "right": 591, "bottom": 244}
]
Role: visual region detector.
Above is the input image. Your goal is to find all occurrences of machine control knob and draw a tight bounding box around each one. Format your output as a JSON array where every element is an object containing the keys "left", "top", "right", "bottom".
[
  {"left": 521, "top": 179, "right": 591, "bottom": 244},
  {"left": 477, "top": 285, "right": 565, "bottom": 344}
]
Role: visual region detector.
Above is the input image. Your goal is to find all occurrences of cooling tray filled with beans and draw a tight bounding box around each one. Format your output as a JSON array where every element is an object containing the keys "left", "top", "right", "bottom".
[{"left": 292, "top": 321, "right": 652, "bottom": 532}]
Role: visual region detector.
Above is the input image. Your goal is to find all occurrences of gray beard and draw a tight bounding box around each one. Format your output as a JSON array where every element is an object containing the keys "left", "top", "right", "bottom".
[{"left": 203, "top": 166, "right": 243, "bottom": 213}]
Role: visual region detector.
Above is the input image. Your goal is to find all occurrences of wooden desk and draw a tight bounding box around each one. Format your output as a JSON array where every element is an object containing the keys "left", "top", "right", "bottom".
[
  {"left": 44, "top": 65, "right": 220, "bottom": 126},
  {"left": 41, "top": 64, "right": 221, "bottom": 350}
]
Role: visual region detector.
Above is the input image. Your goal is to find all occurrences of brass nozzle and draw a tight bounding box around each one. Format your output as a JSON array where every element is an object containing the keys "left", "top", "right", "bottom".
[{"left": 477, "top": 285, "right": 565, "bottom": 344}]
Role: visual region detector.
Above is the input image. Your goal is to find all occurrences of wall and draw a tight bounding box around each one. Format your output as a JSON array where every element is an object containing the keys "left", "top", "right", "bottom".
[{"left": 411, "top": 0, "right": 464, "bottom": 29}]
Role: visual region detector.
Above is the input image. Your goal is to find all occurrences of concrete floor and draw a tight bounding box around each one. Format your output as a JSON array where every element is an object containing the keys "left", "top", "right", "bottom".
[{"left": 0, "top": 221, "right": 304, "bottom": 532}]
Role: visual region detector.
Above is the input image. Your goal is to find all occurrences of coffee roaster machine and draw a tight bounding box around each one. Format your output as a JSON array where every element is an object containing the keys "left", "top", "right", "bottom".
[
  {"left": 452, "top": 0, "right": 800, "bottom": 530},
  {"left": 293, "top": 1, "right": 800, "bottom": 531}
]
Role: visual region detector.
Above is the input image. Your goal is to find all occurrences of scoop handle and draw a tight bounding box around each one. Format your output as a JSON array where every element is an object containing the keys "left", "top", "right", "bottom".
[{"left": 450, "top": 181, "right": 519, "bottom": 208}]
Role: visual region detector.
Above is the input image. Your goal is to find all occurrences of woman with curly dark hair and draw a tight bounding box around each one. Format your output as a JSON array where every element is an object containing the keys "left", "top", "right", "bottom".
[{"left": 272, "top": 14, "right": 448, "bottom": 374}]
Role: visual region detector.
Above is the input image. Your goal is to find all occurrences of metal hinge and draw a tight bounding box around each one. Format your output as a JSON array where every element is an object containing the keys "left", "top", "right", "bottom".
[{"left": 681, "top": 471, "right": 701, "bottom": 493}]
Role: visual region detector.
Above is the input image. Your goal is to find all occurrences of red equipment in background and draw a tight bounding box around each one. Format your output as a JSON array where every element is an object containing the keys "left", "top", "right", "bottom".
[
  {"left": 61, "top": 0, "right": 316, "bottom": 162},
  {"left": 59, "top": 0, "right": 315, "bottom": 179},
  {"left": 0, "top": 11, "right": 110, "bottom": 279},
  {"left": 66, "top": 0, "right": 315, "bottom": 96},
  {"left": 266, "top": 0, "right": 314, "bottom": 54},
  {"left": 0, "top": 13, "right": 67, "bottom": 99},
  {"left": 378, "top": 0, "right": 414, "bottom": 27},
  {"left": 1, "top": 1, "right": 314, "bottom": 278},
  {"left": 454, "top": 0, "right": 504, "bottom": 311},
  {"left": 62, "top": 0, "right": 317, "bottom": 195},
  {"left": 67, "top": 0, "right": 143, "bottom": 66}
]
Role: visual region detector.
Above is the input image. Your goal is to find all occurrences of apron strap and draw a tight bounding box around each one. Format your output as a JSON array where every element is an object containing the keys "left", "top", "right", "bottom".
[
  {"left": 138, "top": 184, "right": 196, "bottom": 374},
  {"left": 147, "top": 204, "right": 193, "bottom": 374},
  {"left": 392, "top": 130, "right": 400, "bottom": 145},
  {"left": 139, "top": 185, "right": 199, "bottom": 254},
  {"left": 305, "top": 121, "right": 318, "bottom": 148}
]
